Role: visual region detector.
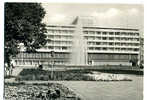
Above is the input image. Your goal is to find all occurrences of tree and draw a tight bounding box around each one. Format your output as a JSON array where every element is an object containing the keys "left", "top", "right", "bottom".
[{"left": 5, "top": 3, "right": 47, "bottom": 74}]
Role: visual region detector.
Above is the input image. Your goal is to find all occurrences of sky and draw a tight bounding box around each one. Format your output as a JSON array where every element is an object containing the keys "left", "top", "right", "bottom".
[{"left": 42, "top": 3, "right": 144, "bottom": 36}]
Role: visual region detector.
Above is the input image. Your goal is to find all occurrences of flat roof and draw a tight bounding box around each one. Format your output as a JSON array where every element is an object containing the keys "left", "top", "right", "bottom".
[{"left": 47, "top": 25, "right": 139, "bottom": 31}]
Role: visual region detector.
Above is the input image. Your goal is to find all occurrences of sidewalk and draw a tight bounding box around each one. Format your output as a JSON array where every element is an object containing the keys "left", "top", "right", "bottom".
[{"left": 5, "top": 66, "right": 32, "bottom": 83}]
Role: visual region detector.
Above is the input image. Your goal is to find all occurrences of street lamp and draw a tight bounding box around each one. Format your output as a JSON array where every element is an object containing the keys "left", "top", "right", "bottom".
[{"left": 50, "top": 50, "right": 55, "bottom": 79}]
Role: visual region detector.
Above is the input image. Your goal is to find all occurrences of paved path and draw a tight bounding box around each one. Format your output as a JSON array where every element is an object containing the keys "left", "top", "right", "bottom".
[
  {"left": 59, "top": 76, "right": 143, "bottom": 100},
  {"left": 12, "top": 66, "right": 36, "bottom": 76},
  {"left": 12, "top": 67, "right": 23, "bottom": 76},
  {"left": 5, "top": 66, "right": 35, "bottom": 82}
]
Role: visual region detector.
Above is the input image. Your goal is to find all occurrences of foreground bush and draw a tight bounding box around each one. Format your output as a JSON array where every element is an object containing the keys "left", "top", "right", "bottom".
[{"left": 5, "top": 82, "right": 82, "bottom": 100}]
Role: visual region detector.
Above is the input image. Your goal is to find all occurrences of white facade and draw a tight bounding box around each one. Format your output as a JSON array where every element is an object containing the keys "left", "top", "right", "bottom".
[{"left": 13, "top": 17, "right": 140, "bottom": 66}]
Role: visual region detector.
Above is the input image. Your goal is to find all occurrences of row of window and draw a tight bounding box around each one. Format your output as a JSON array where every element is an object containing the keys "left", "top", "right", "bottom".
[
  {"left": 48, "top": 30, "right": 74, "bottom": 34},
  {"left": 15, "top": 60, "right": 68, "bottom": 65},
  {"left": 47, "top": 35, "right": 73, "bottom": 39},
  {"left": 85, "top": 36, "right": 139, "bottom": 41},
  {"left": 88, "top": 47, "right": 139, "bottom": 51},
  {"left": 88, "top": 54, "right": 138, "bottom": 60},
  {"left": 43, "top": 46, "right": 139, "bottom": 52},
  {"left": 47, "top": 30, "right": 139, "bottom": 38},
  {"left": 16, "top": 53, "right": 70, "bottom": 59},
  {"left": 44, "top": 46, "right": 71, "bottom": 50},
  {"left": 88, "top": 54, "right": 130, "bottom": 60},
  {"left": 87, "top": 42, "right": 139, "bottom": 46},
  {"left": 84, "top": 31, "right": 139, "bottom": 36},
  {"left": 43, "top": 44, "right": 139, "bottom": 50},
  {"left": 47, "top": 34, "right": 139, "bottom": 41}
]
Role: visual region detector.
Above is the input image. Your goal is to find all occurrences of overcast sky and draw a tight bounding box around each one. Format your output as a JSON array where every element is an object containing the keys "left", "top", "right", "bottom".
[{"left": 42, "top": 3, "right": 144, "bottom": 36}]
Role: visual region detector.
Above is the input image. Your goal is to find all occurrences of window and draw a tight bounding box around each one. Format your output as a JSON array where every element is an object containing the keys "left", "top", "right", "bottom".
[
  {"left": 109, "top": 43, "right": 113, "bottom": 45},
  {"left": 129, "top": 32, "right": 134, "bottom": 36},
  {"left": 121, "top": 38, "right": 125, "bottom": 41},
  {"left": 102, "top": 47, "right": 107, "bottom": 50},
  {"left": 134, "top": 48, "right": 139, "bottom": 51},
  {"left": 136, "top": 38, "right": 139, "bottom": 41},
  {"left": 125, "top": 38, "right": 129, "bottom": 41},
  {"left": 58, "top": 30, "right": 61, "bottom": 33},
  {"left": 134, "top": 43, "right": 139, "bottom": 46},
  {"left": 102, "top": 37, "right": 107, "bottom": 40},
  {"left": 84, "top": 36, "right": 88, "bottom": 40},
  {"left": 128, "top": 38, "right": 133, "bottom": 41},
  {"left": 133, "top": 38, "right": 139, "bottom": 41},
  {"left": 125, "top": 43, "right": 129, "bottom": 46},
  {"left": 115, "top": 37, "right": 120, "bottom": 41},
  {"left": 89, "top": 47, "right": 94, "bottom": 50},
  {"left": 62, "top": 46, "right": 68, "bottom": 50},
  {"left": 55, "top": 46, "right": 61, "bottom": 50},
  {"left": 89, "top": 36, "right": 95, "bottom": 40},
  {"left": 96, "top": 31, "right": 101, "bottom": 35},
  {"left": 109, "top": 48, "right": 114, "bottom": 51},
  {"left": 109, "top": 37, "right": 114, "bottom": 40},
  {"left": 96, "top": 37, "right": 101, "bottom": 40},
  {"left": 115, "top": 43, "right": 120, "bottom": 46},
  {"left": 115, "top": 48, "right": 120, "bottom": 51},
  {"left": 121, "top": 48, "right": 126, "bottom": 51},
  {"left": 115, "top": 32, "right": 120, "bottom": 35},
  {"left": 88, "top": 42, "right": 95, "bottom": 45},
  {"left": 121, "top": 32, "right": 126, "bottom": 36},
  {"left": 96, "top": 42, "right": 101, "bottom": 45},
  {"left": 95, "top": 47, "right": 100, "bottom": 50},
  {"left": 109, "top": 32, "right": 114, "bottom": 35},
  {"left": 89, "top": 31, "right": 95, "bottom": 35},
  {"left": 102, "top": 32, "right": 107, "bottom": 35},
  {"left": 102, "top": 42, "right": 107, "bottom": 45},
  {"left": 135, "top": 33, "right": 139, "bottom": 36},
  {"left": 121, "top": 43, "right": 126, "bottom": 46},
  {"left": 128, "top": 48, "right": 132, "bottom": 51}
]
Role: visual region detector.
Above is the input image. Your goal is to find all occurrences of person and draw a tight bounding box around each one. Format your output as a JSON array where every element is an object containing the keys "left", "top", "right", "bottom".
[
  {"left": 9, "top": 60, "right": 15, "bottom": 76},
  {"left": 38, "top": 64, "right": 43, "bottom": 70},
  {"left": 4, "top": 63, "right": 8, "bottom": 76},
  {"left": 10, "top": 62, "right": 13, "bottom": 75}
]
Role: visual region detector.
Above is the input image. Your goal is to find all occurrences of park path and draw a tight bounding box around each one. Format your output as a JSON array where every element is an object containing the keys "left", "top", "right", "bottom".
[
  {"left": 5, "top": 66, "right": 35, "bottom": 82},
  {"left": 58, "top": 76, "right": 143, "bottom": 100},
  {"left": 12, "top": 67, "right": 24, "bottom": 76},
  {"left": 12, "top": 66, "right": 36, "bottom": 76}
]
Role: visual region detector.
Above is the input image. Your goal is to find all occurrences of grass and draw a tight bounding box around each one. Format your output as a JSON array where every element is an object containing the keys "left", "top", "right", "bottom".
[
  {"left": 17, "top": 69, "right": 88, "bottom": 81},
  {"left": 16, "top": 68, "right": 142, "bottom": 81}
]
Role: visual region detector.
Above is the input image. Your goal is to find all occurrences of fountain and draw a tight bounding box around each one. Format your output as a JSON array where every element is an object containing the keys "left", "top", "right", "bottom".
[{"left": 70, "top": 17, "right": 87, "bottom": 66}]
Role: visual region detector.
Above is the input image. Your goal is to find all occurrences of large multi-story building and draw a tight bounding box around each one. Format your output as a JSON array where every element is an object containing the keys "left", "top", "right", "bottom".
[{"left": 13, "top": 17, "right": 140, "bottom": 66}]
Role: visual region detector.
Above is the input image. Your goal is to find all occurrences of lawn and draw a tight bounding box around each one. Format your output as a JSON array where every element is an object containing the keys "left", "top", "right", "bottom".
[{"left": 16, "top": 68, "right": 140, "bottom": 81}]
